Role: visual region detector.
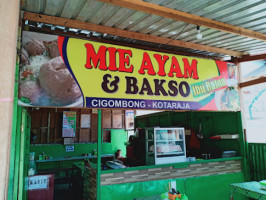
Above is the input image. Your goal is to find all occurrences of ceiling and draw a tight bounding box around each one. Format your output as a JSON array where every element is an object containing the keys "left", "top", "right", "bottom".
[{"left": 21, "top": 0, "right": 266, "bottom": 60}]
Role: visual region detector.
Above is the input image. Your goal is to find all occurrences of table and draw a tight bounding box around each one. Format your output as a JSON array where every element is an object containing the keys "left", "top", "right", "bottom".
[
  {"left": 35, "top": 154, "right": 114, "bottom": 176},
  {"left": 69, "top": 162, "right": 85, "bottom": 194},
  {"left": 72, "top": 161, "right": 85, "bottom": 176},
  {"left": 230, "top": 181, "right": 266, "bottom": 200},
  {"left": 35, "top": 154, "right": 114, "bottom": 163}
]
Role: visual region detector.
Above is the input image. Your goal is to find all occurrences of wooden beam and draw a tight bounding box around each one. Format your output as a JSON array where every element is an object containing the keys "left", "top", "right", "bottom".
[
  {"left": 27, "top": 26, "right": 222, "bottom": 60},
  {"left": 99, "top": 0, "right": 266, "bottom": 42},
  {"left": 20, "top": 0, "right": 26, "bottom": 8},
  {"left": 238, "top": 54, "right": 266, "bottom": 63},
  {"left": 239, "top": 77, "right": 266, "bottom": 88},
  {"left": 23, "top": 12, "right": 243, "bottom": 57}
]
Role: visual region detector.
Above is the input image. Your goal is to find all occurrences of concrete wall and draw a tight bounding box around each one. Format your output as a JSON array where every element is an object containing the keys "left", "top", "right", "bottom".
[
  {"left": 100, "top": 159, "right": 242, "bottom": 185},
  {"left": 0, "top": 1, "right": 20, "bottom": 199}
]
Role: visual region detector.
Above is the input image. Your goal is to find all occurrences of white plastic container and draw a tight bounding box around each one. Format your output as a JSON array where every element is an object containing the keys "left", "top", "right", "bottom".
[
  {"left": 28, "top": 168, "right": 35, "bottom": 176},
  {"left": 29, "top": 152, "right": 35, "bottom": 161},
  {"left": 175, "top": 132, "right": 180, "bottom": 140},
  {"left": 168, "top": 133, "right": 176, "bottom": 140},
  {"left": 160, "top": 132, "right": 168, "bottom": 140},
  {"left": 190, "top": 157, "right": 196, "bottom": 162},
  {"left": 156, "top": 133, "right": 161, "bottom": 140},
  {"left": 260, "top": 180, "right": 266, "bottom": 190}
]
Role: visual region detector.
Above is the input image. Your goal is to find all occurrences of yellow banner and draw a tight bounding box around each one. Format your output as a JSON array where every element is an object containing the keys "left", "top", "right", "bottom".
[{"left": 19, "top": 31, "right": 240, "bottom": 111}]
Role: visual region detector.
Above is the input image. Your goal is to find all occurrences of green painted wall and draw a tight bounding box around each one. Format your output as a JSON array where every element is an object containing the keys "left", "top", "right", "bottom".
[
  {"left": 184, "top": 173, "right": 247, "bottom": 200},
  {"left": 131, "top": 111, "right": 248, "bottom": 200},
  {"left": 101, "top": 178, "right": 185, "bottom": 200},
  {"left": 136, "top": 111, "right": 242, "bottom": 156},
  {"left": 248, "top": 143, "right": 266, "bottom": 181},
  {"left": 30, "top": 129, "right": 127, "bottom": 170},
  {"left": 101, "top": 173, "right": 248, "bottom": 200}
]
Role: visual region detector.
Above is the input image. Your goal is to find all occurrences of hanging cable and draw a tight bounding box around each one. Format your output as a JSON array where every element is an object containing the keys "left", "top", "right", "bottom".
[{"left": 164, "top": 23, "right": 190, "bottom": 46}]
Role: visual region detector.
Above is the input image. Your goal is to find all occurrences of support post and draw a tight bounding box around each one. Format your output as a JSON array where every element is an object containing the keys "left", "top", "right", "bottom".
[
  {"left": 97, "top": 109, "right": 102, "bottom": 200},
  {"left": 8, "top": 11, "right": 23, "bottom": 197},
  {"left": 237, "top": 62, "right": 251, "bottom": 181},
  {"left": 0, "top": 1, "right": 20, "bottom": 199}
]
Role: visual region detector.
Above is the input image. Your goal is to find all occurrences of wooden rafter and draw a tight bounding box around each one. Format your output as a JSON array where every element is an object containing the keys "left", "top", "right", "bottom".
[
  {"left": 239, "top": 77, "right": 266, "bottom": 88},
  {"left": 238, "top": 54, "right": 266, "bottom": 62},
  {"left": 23, "top": 12, "right": 243, "bottom": 57},
  {"left": 27, "top": 26, "right": 222, "bottom": 60},
  {"left": 99, "top": 0, "right": 266, "bottom": 42}
]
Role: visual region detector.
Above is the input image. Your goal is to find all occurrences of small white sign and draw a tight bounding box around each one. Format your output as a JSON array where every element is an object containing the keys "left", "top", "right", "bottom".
[
  {"left": 125, "top": 110, "right": 135, "bottom": 130},
  {"left": 80, "top": 114, "right": 91, "bottom": 128},
  {"left": 28, "top": 175, "right": 49, "bottom": 190},
  {"left": 92, "top": 109, "right": 98, "bottom": 114},
  {"left": 66, "top": 145, "right": 74, "bottom": 152},
  {"left": 62, "top": 111, "right": 76, "bottom": 137}
]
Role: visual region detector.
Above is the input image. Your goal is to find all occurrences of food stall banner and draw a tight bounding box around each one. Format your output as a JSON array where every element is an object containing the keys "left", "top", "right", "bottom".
[
  {"left": 19, "top": 31, "right": 240, "bottom": 111},
  {"left": 62, "top": 111, "right": 76, "bottom": 137}
]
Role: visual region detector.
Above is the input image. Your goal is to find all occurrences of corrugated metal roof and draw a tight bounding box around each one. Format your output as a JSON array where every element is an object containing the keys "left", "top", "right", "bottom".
[{"left": 21, "top": 0, "right": 266, "bottom": 58}]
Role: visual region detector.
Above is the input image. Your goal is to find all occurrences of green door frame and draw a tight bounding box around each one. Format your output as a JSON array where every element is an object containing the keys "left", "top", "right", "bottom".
[
  {"left": 8, "top": 62, "right": 20, "bottom": 199},
  {"left": 11, "top": 106, "right": 22, "bottom": 200},
  {"left": 18, "top": 108, "right": 27, "bottom": 200},
  {"left": 18, "top": 108, "right": 31, "bottom": 200},
  {"left": 9, "top": 106, "right": 31, "bottom": 200}
]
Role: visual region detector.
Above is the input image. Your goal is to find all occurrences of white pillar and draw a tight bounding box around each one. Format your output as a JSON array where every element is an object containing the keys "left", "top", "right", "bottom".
[{"left": 0, "top": 0, "right": 20, "bottom": 199}]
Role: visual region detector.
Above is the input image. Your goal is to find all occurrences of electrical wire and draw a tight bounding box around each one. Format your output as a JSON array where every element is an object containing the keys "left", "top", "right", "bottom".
[{"left": 165, "top": 23, "right": 190, "bottom": 46}]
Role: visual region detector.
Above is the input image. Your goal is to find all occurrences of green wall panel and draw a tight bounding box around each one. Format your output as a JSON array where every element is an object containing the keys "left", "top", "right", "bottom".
[
  {"left": 30, "top": 129, "right": 127, "bottom": 158},
  {"left": 100, "top": 173, "right": 247, "bottom": 200},
  {"left": 31, "top": 129, "right": 127, "bottom": 171},
  {"left": 136, "top": 111, "right": 242, "bottom": 156},
  {"left": 184, "top": 173, "right": 248, "bottom": 200},
  {"left": 249, "top": 143, "right": 266, "bottom": 181},
  {"left": 101, "top": 178, "right": 185, "bottom": 200},
  {"left": 109, "top": 129, "right": 127, "bottom": 155}
]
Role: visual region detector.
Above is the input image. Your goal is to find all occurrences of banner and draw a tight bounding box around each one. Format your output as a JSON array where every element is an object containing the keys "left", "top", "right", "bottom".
[
  {"left": 62, "top": 111, "right": 76, "bottom": 137},
  {"left": 125, "top": 110, "right": 135, "bottom": 130},
  {"left": 19, "top": 31, "right": 240, "bottom": 111}
]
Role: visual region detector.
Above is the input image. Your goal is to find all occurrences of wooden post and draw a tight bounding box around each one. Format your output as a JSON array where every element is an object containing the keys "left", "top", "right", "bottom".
[
  {"left": 0, "top": 0, "right": 20, "bottom": 199},
  {"left": 12, "top": 106, "right": 22, "bottom": 200},
  {"left": 237, "top": 62, "right": 251, "bottom": 181},
  {"left": 97, "top": 109, "right": 102, "bottom": 200},
  {"left": 18, "top": 109, "right": 27, "bottom": 200}
]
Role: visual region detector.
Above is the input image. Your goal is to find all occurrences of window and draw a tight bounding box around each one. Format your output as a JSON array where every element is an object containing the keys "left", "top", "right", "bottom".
[
  {"left": 102, "top": 130, "right": 111, "bottom": 143},
  {"left": 240, "top": 60, "right": 266, "bottom": 143},
  {"left": 241, "top": 83, "right": 266, "bottom": 143},
  {"left": 102, "top": 110, "right": 125, "bottom": 129}
]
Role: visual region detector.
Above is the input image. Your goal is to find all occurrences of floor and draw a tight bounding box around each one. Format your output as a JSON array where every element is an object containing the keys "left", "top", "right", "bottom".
[{"left": 53, "top": 183, "right": 82, "bottom": 200}]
